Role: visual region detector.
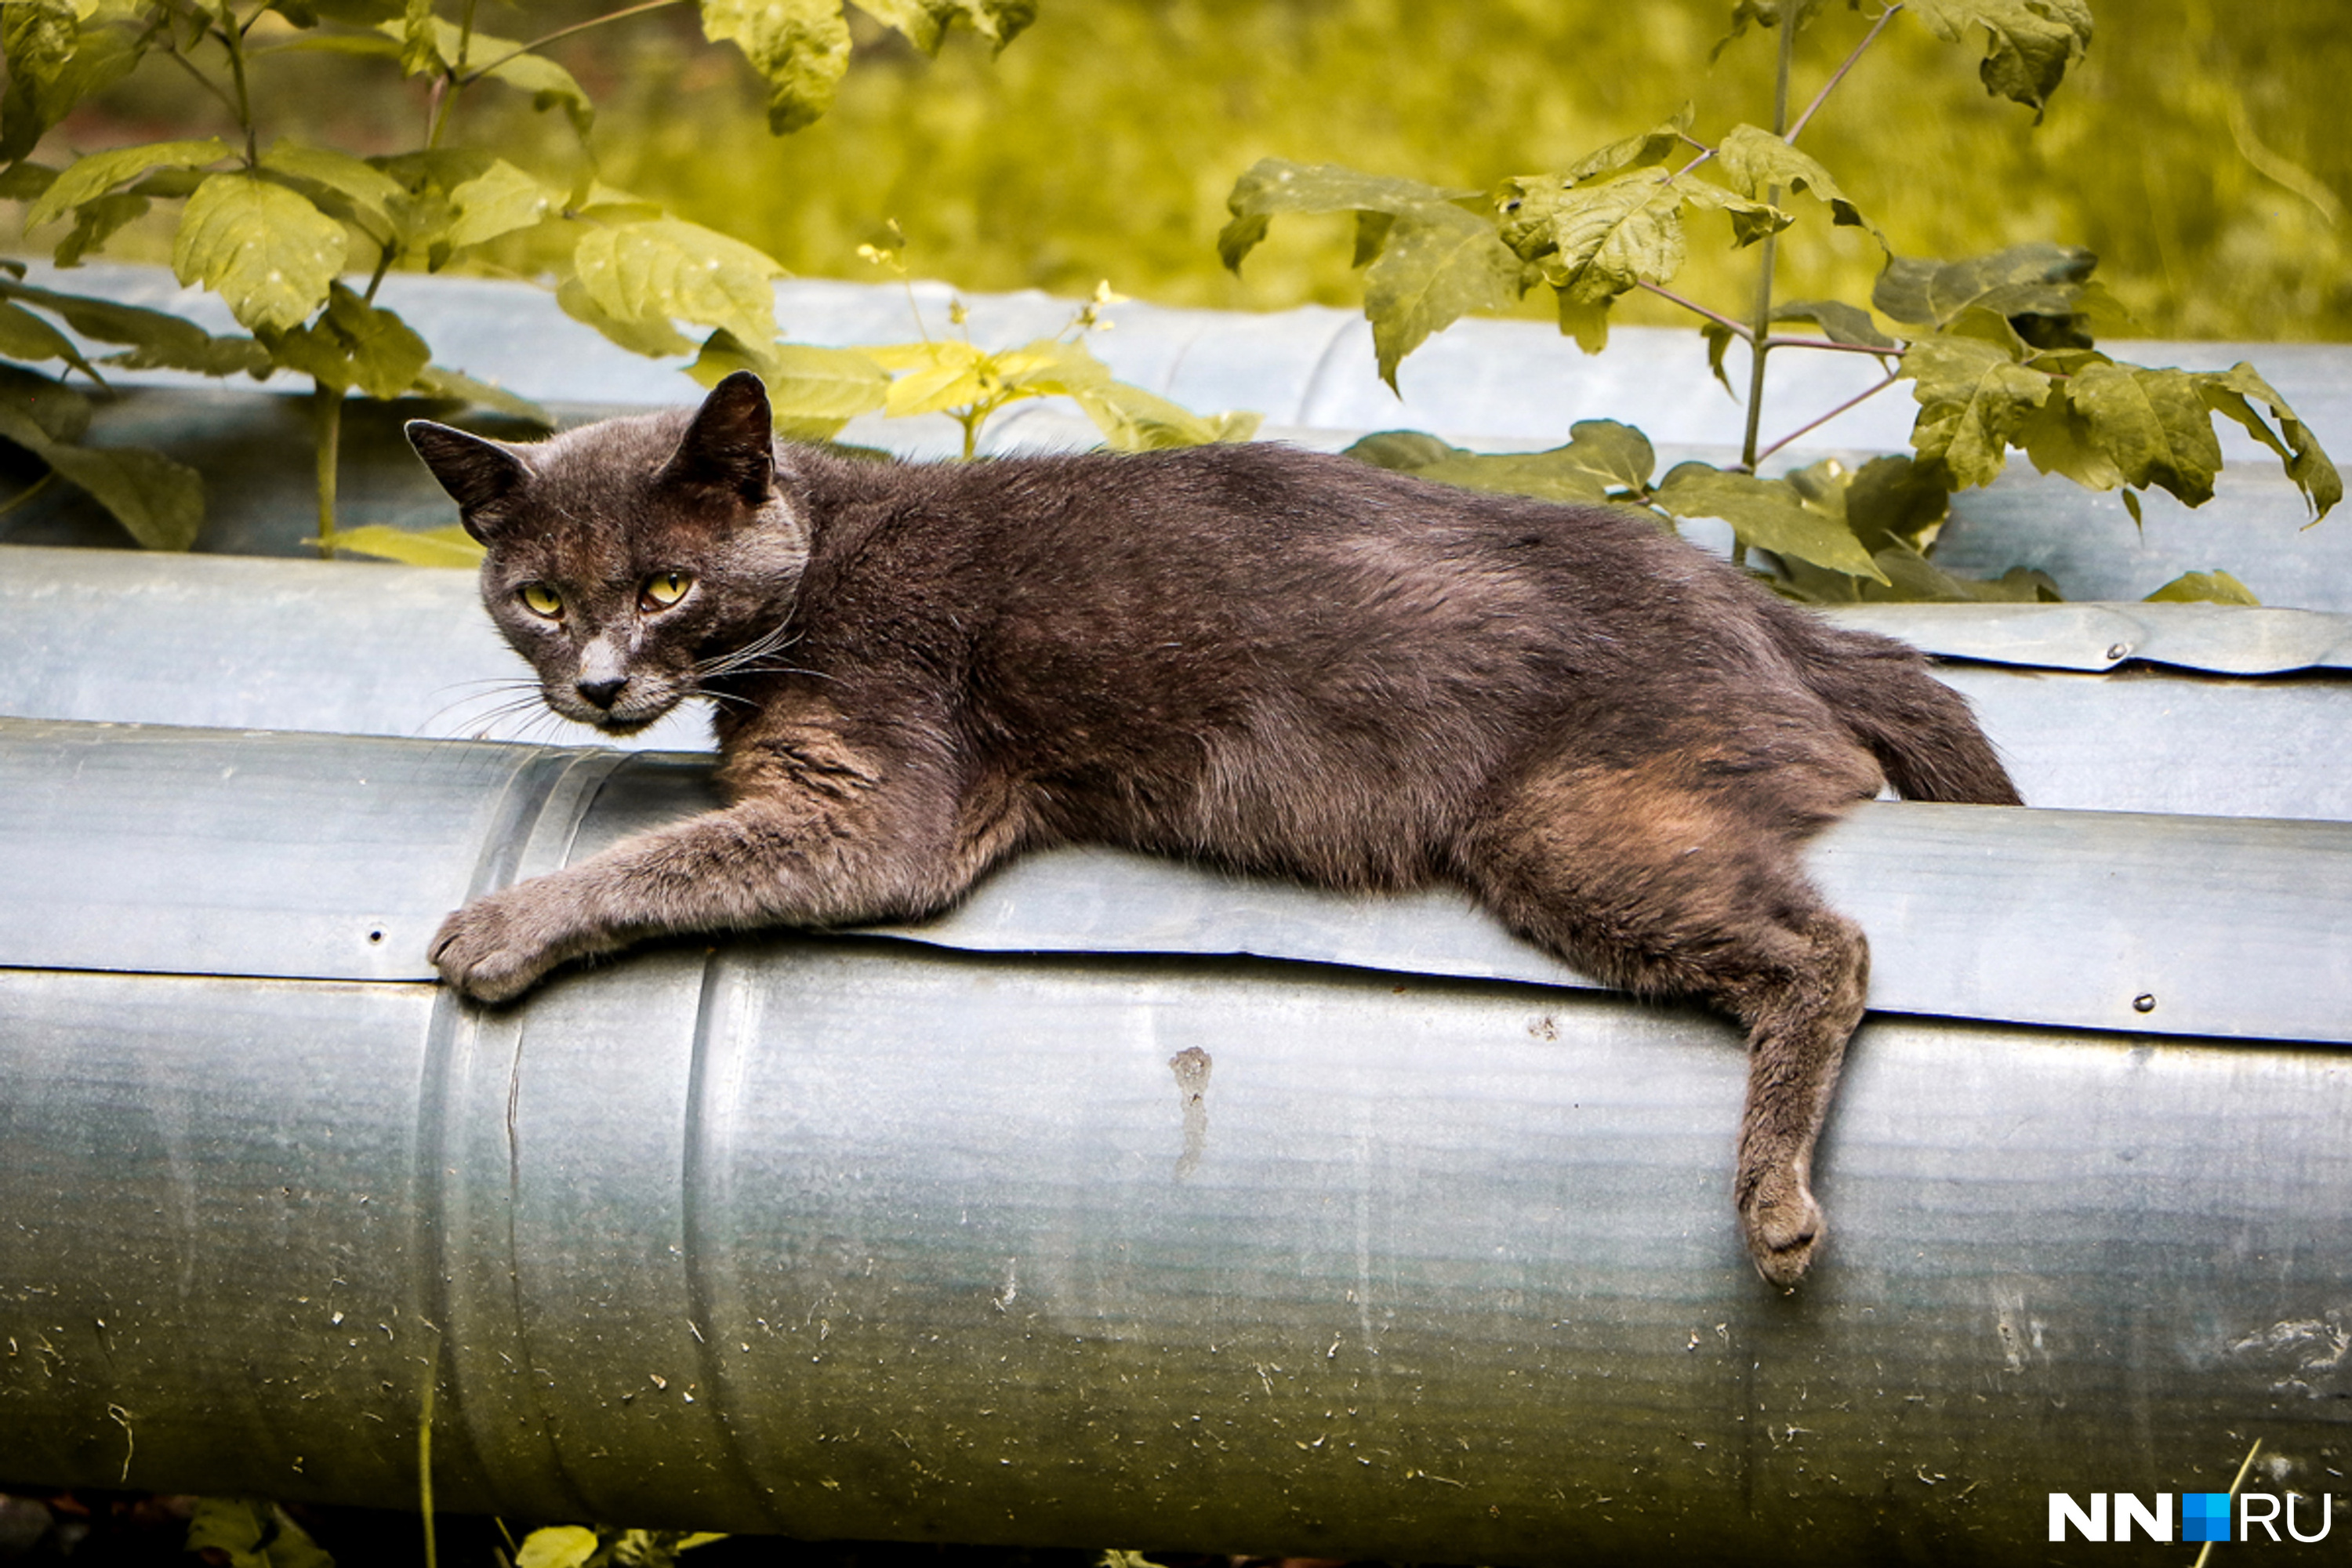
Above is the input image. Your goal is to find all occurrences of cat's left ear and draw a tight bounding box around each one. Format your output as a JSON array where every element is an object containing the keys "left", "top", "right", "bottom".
[{"left": 661, "top": 370, "right": 775, "bottom": 505}]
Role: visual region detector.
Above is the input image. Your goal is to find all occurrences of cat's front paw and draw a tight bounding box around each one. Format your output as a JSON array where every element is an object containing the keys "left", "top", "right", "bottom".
[
  {"left": 1740, "top": 1173, "right": 1824, "bottom": 1291},
  {"left": 431, "top": 886, "right": 578, "bottom": 1004}
]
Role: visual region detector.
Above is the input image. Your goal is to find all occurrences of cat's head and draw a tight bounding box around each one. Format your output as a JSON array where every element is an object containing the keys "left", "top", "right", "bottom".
[{"left": 407, "top": 372, "right": 810, "bottom": 735}]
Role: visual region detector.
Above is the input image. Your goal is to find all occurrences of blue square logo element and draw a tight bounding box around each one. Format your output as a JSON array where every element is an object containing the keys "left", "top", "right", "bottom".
[{"left": 2183, "top": 1492, "right": 2234, "bottom": 1543}]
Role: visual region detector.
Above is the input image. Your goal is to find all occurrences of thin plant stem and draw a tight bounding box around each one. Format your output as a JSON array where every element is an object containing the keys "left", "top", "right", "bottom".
[
  {"left": 1738, "top": 13, "right": 1800, "bottom": 477},
  {"left": 1749, "top": 370, "right": 1902, "bottom": 468},
  {"left": 1639, "top": 280, "right": 1751, "bottom": 339},
  {"left": 2190, "top": 1439, "right": 2263, "bottom": 1568},
  {"left": 0, "top": 471, "right": 58, "bottom": 517},
  {"left": 212, "top": 2, "right": 260, "bottom": 164},
  {"left": 419, "top": 1332, "right": 441, "bottom": 1568},
  {"left": 361, "top": 245, "right": 396, "bottom": 305},
  {"left": 310, "top": 383, "right": 343, "bottom": 556},
  {"left": 1786, "top": 2, "right": 1903, "bottom": 147},
  {"left": 157, "top": 43, "right": 246, "bottom": 130},
  {"left": 463, "top": 0, "right": 688, "bottom": 82},
  {"left": 1762, "top": 334, "right": 1901, "bottom": 354}
]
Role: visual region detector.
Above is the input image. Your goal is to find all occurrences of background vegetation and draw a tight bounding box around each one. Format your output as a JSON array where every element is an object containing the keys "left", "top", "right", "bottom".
[{"left": 27, "top": 0, "right": 2348, "bottom": 344}]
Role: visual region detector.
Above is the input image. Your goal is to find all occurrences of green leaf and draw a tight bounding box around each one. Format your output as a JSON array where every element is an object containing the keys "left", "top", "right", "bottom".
[
  {"left": 700, "top": 0, "right": 851, "bottom": 134},
  {"left": 869, "top": 338, "right": 988, "bottom": 415},
  {"left": 2, "top": 5, "right": 145, "bottom": 164},
  {"left": 1715, "top": 124, "right": 1870, "bottom": 229},
  {"left": 471, "top": 38, "right": 596, "bottom": 138},
  {"left": 1218, "top": 158, "right": 1479, "bottom": 273},
  {"left": 53, "top": 191, "right": 148, "bottom": 267},
  {"left": 1343, "top": 430, "right": 1461, "bottom": 472},
  {"left": 1406, "top": 419, "right": 1658, "bottom": 504},
  {"left": 1069, "top": 378, "right": 1257, "bottom": 451},
  {"left": 857, "top": 0, "right": 1036, "bottom": 55},
  {"left": 690, "top": 333, "right": 887, "bottom": 439},
  {"left": 172, "top": 172, "right": 347, "bottom": 334},
  {"left": 1773, "top": 299, "right": 1896, "bottom": 350},
  {"left": 1872, "top": 242, "right": 2100, "bottom": 331},
  {"left": 446, "top": 158, "right": 559, "bottom": 249},
  {"left": 557, "top": 276, "right": 694, "bottom": 358},
  {"left": 2144, "top": 569, "right": 2259, "bottom": 606},
  {"left": 258, "top": 138, "right": 407, "bottom": 238},
  {"left": 1700, "top": 319, "right": 1740, "bottom": 394},
  {"left": 1898, "top": 332, "right": 2053, "bottom": 489},
  {"left": 265, "top": 282, "right": 430, "bottom": 397},
  {"left": 1556, "top": 292, "right": 1612, "bottom": 354},
  {"left": 0, "top": 397, "right": 204, "bottom": 549},
  {"left": 1839, "top": 454, "right": 1951, "bottom": 553},
  {"left": 0, "top": 361, "right": 90, "bottom": 441},
  {"left": 371, "top": 147, "right": 495, "bottom": 265},
  {"left": 1907, "top": 0, "right": 2093, "bottom": 118},
  {"left": 2194, "top": 361, "right": 2342, "bottom": 524},
  {"left": 1657, "top": 463, "right": 1889, "bottom": 579},
  {"left": 1502, "top": 172, "right": 1694, "bottom": 334},
  {"left": 1675, "top": 177, "right": 1795, "bottom": 249},
  {"left": 1558, "top": 105, "right": 1695, "bottom": 185},
  {"left": 0, "top": 160, "right": 56, "bottom": 201},
  {"left": 0, "top": 298, "right": 102, "bottom": 381},
  {"left": 515, "top": 1526, "right": 601, "bottom": 1568},
  {"left": 1713, "top": 0, "right": 1828, "bottom": 60},
  {"left": 572, "top": 216, "right": 787, "bottom": 350},
  {"left": 0, "top": 279, "right": 268, "bottom": 376},
  {"left": 408, "top": 364, "right": 550, "bottom": 425},
  {"left": 184, "top": 1500, "right": 335, "bottom": 1568},
  {"left": 331, "top": 522, "right": 484, "bottom": 567},
  {"left": 1359, "top": 202, "right": 1523, "bottom": 390},
  {"left": 2062, "top": 361, "right": 2221, "bottom": 508},
  {"left": 24, "top": 136, "right": 230, "bottom": 230},
  {"left": 376, "top": 16, "right": 595, "bottom": 136},
  {"left": 1822, "top": 541, "right": 2058, "bottom": 604}
]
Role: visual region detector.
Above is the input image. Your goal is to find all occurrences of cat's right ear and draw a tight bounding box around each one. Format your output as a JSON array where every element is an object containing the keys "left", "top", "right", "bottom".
[
  {"left": 660, "top": 370, "right": 776, "bottom": 505},
  {"left": 405, "top": 421, "right": 532, "bottom": 543}
]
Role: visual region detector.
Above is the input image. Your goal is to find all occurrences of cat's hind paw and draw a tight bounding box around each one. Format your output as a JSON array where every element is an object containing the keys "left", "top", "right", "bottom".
[{"left": 1741, "top": 1179, "right": 1824, "bottom": 1291}]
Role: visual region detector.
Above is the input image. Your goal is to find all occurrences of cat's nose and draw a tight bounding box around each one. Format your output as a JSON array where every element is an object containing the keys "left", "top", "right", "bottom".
[{"left": 576, "top": 675, "right": 628, "bottom": 710}]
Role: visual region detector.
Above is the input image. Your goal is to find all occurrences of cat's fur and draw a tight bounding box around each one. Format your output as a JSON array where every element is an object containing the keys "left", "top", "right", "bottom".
[{"left": 408, "top": 370, "right": 2020, "bottom": 1288}]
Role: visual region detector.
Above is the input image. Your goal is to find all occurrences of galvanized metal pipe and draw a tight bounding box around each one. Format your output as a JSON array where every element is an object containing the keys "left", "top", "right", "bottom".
[
  {"left": 2, "top": 718, "right": 2348, "bottom": 1563},
  {"left": 8, "top": 543, "right": 2352, "bottom": 821}
]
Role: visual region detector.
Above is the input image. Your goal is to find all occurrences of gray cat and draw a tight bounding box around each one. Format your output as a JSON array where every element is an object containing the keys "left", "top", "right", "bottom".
[{"left": 407, "top": 370, "right": 2020, "bottom": 1287}]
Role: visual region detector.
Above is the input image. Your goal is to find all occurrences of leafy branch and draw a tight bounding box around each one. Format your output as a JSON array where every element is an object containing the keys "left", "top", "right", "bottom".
[
  {"left": 1220, "top": 0, "right": 2340, "bottom": 604},
  {"left": 1, "top": 0, "right": 1241, "bottom": 560}
]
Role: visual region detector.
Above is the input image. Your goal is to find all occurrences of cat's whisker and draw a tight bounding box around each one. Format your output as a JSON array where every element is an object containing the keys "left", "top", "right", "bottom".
[{"left": 417, "top": 679, "right": 546, "bottom": 734}]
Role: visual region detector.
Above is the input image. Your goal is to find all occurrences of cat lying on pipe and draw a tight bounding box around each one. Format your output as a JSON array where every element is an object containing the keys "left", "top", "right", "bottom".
[{"left": 407, "top": 371, "right": 2018, "bottom": 1287}]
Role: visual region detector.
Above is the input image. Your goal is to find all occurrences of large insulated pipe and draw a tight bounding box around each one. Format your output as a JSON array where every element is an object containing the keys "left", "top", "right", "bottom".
[
  {"left": 2, "top": 717, "right": 2349, "bottom": 1565},
  {"left": 7, "top": 542, "right": 2352, "bottom": 818}
]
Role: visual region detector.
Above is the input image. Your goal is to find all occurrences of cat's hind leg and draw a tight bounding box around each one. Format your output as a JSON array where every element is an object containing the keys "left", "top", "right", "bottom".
[{"left": 1452, "top": 751, "right": 1875, "bottom": 1289}]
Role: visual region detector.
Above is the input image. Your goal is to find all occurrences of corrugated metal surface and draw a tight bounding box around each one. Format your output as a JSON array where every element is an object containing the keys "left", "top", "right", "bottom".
[
  {"left": 5, "top": 933, "right": 2349, "bottom": 1563},
  {"left": 5, "top": 719, "right": 2349, "bottom": 1043}
]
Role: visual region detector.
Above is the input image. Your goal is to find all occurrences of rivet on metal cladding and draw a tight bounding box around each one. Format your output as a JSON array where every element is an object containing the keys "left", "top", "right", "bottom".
[{"left": 2133, "top": 993, "right": 2158, "bottom": 1013}]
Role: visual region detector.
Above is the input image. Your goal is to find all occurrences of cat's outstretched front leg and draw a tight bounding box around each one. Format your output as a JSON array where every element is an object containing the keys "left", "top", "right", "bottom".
[{"left": 435, "top": 726, "right": 998, "bottom": 1003}]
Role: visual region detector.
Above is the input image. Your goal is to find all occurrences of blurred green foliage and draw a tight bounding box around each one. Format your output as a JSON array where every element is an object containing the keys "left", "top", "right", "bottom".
[
  {"left": 518, "top": 0, "right": 2343, "bottom": 341},
  {"left": 33, "top": 0, "right": 2347, "bottom": 344}
]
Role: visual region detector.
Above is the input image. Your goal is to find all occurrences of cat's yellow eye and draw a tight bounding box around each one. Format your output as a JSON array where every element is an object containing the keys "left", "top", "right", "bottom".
[
  {"left": 518, "top": 583, "right": 564, "bottom": 619},
  {"left": 641, "top": 570, "right": 693, "bottom": 611}
]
